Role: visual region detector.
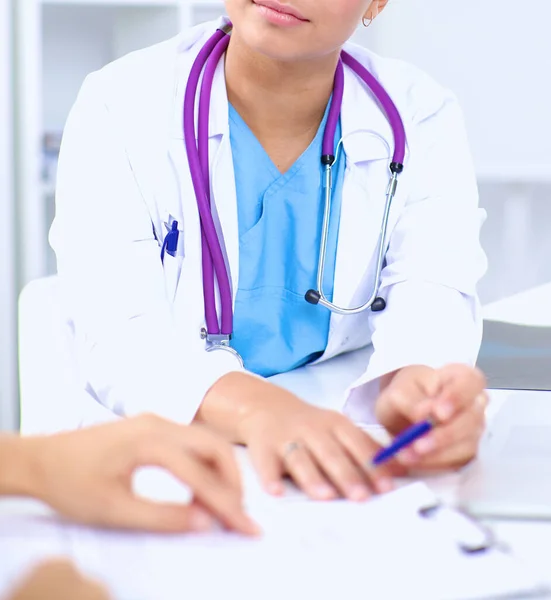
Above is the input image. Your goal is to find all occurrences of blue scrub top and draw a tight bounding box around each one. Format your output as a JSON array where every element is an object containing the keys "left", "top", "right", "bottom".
[{"left": 229, "top": 103, "right": 345, "bottom": 377}]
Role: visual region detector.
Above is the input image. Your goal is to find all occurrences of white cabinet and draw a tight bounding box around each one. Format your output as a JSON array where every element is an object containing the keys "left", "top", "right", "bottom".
[{"left": 15, "top": 0, "right": 226, "bottom": 284}]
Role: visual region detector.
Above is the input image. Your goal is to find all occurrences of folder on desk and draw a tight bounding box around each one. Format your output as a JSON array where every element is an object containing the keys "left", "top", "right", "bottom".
[{"left": 55, "top": 483, "right": 548, "bottom": 600}]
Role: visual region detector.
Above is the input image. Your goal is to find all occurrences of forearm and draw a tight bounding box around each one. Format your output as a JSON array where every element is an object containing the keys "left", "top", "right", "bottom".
[
  {"left": 0, "top": 436, "right": 38, "bottom": 498},
  {"left": 195, "top": 372, "right": 301, "bottom": 444}
]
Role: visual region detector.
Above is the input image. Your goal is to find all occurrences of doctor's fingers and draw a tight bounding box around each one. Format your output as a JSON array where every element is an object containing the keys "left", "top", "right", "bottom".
[
  {"left": 129, "top": 440, "right": 259, "bottom": 535},
  {"left": 248, "top": 438, "right": 340, "bottom": 501},
  {"left": 432, "top": 365, "right": 487, "bottom": 423},
  {"left": 334, "top": 424, "right": 407, "bottom": 481},
  {"left": 376, "top": 379, "right": 436, "bottom": 434},
  {"left": 404, "top": 436, "right": 481, "bottom": 472},
  {"left": 252, "top": 436, "right": 368, "bottom": 501},
  {"left": 248, "top": 441, "right": 288, "bottom": 497},
  {"left": 307, "top": 429, "right": 397, "bottom": 498},
  {"left": 280, "top": 444, "right": 339, "bottom": 501},
  {"left": 398, "top": 394, "right": 487, "bottom": 469}
]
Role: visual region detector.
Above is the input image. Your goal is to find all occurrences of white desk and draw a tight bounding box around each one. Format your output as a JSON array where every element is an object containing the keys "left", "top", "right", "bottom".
[
  {"left": 279, "top": 358, "right": 551, "bottom": 599},
  {"left": 483, "top": 282, "right": 551, "bottom": 326},
  {"left": 2, "top": 351, "right": 551, "bottom": 599},
  {"left": 480, "top": 283, "right": 551, "bottom": 588}
]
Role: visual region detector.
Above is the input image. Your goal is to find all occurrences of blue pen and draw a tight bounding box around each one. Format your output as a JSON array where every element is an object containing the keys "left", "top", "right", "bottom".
[
  {"left": 372, "top": 418, "right": 435, "bottom": 466},
  {"left": 160, "top": 220, "right": 179, "bottom": 264}
]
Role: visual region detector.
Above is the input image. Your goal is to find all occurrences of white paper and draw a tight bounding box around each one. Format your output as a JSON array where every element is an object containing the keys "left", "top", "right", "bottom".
[{"left": 0, "top": 484, "right": 546, "bottom": 600}]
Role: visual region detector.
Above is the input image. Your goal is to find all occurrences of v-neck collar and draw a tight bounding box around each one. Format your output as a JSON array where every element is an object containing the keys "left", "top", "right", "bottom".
[
  {"left": 228, "top": 99, "right": 333, "bottom": 183},
  {"left": 172, "top": 16, "right": 409, "bottom": 164}
]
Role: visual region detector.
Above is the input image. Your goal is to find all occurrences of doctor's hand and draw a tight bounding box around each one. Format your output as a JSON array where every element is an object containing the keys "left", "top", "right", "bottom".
[
  {"left": 236, "top": 386, "right": 403, "bottom": 501},
  {"left": 375, "top": 364, "right": 488, "bottom": 470},
  {"left": 21, "top": 416, "right": 258, "bottom": 535}
]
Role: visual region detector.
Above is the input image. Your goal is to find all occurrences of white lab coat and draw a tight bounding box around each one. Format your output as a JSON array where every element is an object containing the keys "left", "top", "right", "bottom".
[{"left": 49, "top": 17, "right": 487, "bottom": 427}]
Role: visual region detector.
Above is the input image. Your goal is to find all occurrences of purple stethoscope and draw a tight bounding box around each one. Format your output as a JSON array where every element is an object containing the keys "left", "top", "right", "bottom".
[{"left": 163, "top": 22, "right": 407, "bottom": 362}]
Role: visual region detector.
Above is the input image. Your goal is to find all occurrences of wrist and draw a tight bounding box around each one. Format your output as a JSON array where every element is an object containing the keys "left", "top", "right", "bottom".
[
  {"left": 379, "top": 364, "right": 437, "bottom": 394},
  {"left": 199, "top": 371, "right": 303, "bottom": 444},
  {"left": 379, "top": 369, "right": 401, "bottom": 392},
  {"left": 235, "top": 376, "right": 305, "bottom": 443},
  {"left": 0, "top": 436, "right": 42, "bottom": 498}
]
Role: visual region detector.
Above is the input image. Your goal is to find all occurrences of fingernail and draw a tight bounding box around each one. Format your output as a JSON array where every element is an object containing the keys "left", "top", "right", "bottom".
[
  {"left": 397, "top": 447, "right": 419, "bottom": 464},
  {"left": 414, "top": 437, "right": 436, "bottom": 454},
  {"left": 435, "top": 401, "right": 454, "bottom": 422},
  {"left": 266, "top": 481, "right": 284, "bottom": 496},
  {"left": 348, "top": 485, "right": 370, "bottom": 502},
  {"left": 376, "top": 478, "right": 394, "bottom": 494},
  {"left": 189, "top": 509, "right": 214, "bottom": 532},
  {"left": 476, "top": 393, "right": 488, "bottom": 409},
  {"left": 244, "top": 517, "right": 262, "bottom": 537},
  {"left": 313, "top": 485, "right": 336, "bottom": 500}
]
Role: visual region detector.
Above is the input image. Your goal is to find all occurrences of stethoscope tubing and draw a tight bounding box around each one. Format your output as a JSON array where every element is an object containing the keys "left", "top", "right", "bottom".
[{"left": 180, "top": 22, "right": 407, "bottom": 345}]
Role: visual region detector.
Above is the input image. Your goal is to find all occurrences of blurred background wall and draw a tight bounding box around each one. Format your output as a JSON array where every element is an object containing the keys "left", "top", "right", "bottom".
[
  {"left": 1, "top": 0, "right": 550, "bottom": 429},
  {"left": 0, "top": 0, "right": 18, "bottom": 433},
  {"left": 355, "top": 0, "right": 551, "bottom": 305}
]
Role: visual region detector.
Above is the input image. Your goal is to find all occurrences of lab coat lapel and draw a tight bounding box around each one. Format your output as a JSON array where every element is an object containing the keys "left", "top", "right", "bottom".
[
  {"left": 209, "top": 57, "right": 239, "bottom": 302},
  {"left": 331, "top": 166, "right": 377, "bottom": 321},
  {"left": 168, "top": 31, "right": 239, "bottom": 314},
  {"left": 165, "top": 25, "right": 223, "bottom": 334},
  {"left": 211, "top": 134, "right": 240, "bottom": 302}
]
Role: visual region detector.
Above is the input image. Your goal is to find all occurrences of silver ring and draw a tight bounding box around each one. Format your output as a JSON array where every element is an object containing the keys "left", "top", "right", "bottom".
[{"left": 283, "top": 441, "right": 302, "bottom": 460}]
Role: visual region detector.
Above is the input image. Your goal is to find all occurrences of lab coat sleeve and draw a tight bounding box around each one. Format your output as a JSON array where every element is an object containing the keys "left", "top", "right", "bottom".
[
  {"left": 50, "top": 74, "right": 225, "bottom": 425},
  {"left": 343, "top": 91, "right": 488, "bottom": 426}
]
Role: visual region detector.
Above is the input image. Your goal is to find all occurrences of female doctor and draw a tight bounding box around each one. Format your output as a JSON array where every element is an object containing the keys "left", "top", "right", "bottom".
[{"left": 50, "top": 0, "right": 489, "bottom": 501}]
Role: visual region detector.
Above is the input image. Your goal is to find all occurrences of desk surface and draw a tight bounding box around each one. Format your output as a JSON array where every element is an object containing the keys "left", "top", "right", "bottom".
[
  {"left": 2, "top": 354, "right": 551, "bottom": 599},
  {"left": 274, "top": 359, "right": 551, "bottom": 598},
  {"left": 478, "top": 283, "right": 551, "bottom": 390},
  {"left": 483, "top": 282, "right": 551, "bottom": 326}
]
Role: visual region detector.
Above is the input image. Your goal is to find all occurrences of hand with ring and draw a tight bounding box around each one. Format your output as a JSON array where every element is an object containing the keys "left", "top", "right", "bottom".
[{"left": 237, "top": 385, "right": 404, "bottom": 501}]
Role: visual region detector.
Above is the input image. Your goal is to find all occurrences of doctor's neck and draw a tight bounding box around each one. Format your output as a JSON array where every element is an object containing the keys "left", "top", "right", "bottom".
[{"left": 225, "top": 33, "right": 339, "bottom": 154}]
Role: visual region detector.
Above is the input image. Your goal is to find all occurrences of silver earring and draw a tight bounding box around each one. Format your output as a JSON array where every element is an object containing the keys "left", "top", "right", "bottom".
[{"left": 362, "top": 16, "right": 373, "bottom": 28}]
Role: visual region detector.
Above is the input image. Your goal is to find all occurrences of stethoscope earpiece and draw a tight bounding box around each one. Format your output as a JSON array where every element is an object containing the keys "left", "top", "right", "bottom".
[
  {"left": 305, "top": 289, "right": 321, "bottom": 305},
  {"left": 371, "top": 297, "right": 386, "bottom": 312}
]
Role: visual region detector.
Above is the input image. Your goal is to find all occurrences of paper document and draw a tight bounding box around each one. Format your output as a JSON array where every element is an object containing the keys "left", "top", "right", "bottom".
[
  {"left": 28, "top": 483, "right": 543, "bottom": 600},
  {"left": 0, "top": 484, "right": 547, "bottom": 600}
]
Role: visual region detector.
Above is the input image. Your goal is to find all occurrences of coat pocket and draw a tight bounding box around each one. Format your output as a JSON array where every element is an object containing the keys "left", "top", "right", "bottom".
[{"left": 160, "top": 215, "right": 184, "bottom": 303}]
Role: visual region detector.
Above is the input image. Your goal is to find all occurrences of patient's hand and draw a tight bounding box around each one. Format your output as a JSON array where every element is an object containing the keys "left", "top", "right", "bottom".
[
  {"left": 9, "top": 560, "right": 109, "bottom": 600},
  {"left": 22, "top": 416, "right": 258, "bottom": 535}
]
